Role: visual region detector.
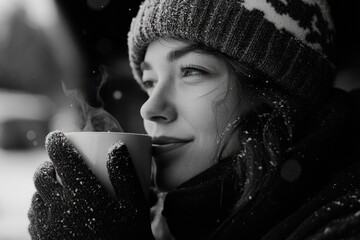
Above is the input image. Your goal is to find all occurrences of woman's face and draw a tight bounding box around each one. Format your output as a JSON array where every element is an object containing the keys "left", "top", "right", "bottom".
[{"left": 140, "top": 38, "right": 248, "bottom": 191}]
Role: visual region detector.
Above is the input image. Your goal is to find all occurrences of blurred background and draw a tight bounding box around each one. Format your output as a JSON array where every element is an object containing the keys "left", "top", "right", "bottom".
[{"left": 0, "top": 0, "right": 359, "bottom": 239}]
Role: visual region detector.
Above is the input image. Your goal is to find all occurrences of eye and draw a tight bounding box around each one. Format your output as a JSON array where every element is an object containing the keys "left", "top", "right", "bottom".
[
  {"left": 180, "top": 65, "right": 209, "bottom": 78},
  {"left": 142, "top": 80, "right": 156, "bottom": 90}
]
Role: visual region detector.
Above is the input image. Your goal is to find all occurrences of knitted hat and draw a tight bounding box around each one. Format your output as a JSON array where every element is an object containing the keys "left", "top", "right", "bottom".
[{"left": 128, "top": 0, "right": 335, "bottom": 104}]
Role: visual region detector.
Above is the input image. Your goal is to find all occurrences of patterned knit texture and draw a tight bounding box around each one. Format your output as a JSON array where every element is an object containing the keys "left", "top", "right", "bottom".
[{"left": 127, "top": 0, "right": 336, "bottom": 104}]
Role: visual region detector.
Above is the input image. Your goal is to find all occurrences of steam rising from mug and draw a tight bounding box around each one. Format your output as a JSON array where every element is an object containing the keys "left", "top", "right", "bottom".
[{"left": 62, "top": 66, "right": 123, "bottom": 132}]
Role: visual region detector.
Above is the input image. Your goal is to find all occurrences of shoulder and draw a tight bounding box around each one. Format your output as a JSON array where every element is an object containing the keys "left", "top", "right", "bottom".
[{"left": 263, "top": 160, "right": 360, "bottom": 240}]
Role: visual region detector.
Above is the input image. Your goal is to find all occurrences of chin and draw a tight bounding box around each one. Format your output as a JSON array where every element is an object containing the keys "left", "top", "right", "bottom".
[
  {"left": 153, "top": 153, "right": 212, "bottom": 191},
  {"left": 154, "top": 165, "right": 185, "bottom": 192},
  {"left": 155, "top": 171, "right": 177, "bottom": 192}
]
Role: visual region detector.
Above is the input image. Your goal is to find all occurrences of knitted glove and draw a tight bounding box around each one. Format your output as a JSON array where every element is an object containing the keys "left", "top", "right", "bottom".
[{"left": 28, "top": 131, "right": 154, "bottom": 240}]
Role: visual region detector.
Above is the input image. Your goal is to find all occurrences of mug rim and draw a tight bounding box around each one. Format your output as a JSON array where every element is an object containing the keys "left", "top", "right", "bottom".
[{"left": 64, "top": 131, "right": 150, "bottom": 138}]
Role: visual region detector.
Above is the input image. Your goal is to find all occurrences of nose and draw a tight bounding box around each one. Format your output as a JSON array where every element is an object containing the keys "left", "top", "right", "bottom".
[{"left": 140, "top": 83, "right": 176, "bottom": 124}]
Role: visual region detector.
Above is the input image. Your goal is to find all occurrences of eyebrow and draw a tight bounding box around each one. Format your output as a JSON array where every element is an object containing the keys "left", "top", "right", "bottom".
[
  {"left": 140, "top": 61, "right": 152, "bottom": 71},
  {"left": 140, "top": 45, "right": 209, "bottom": 71},
  {"left": 167, "top": 45, "right": 204, "bottom": 62}
]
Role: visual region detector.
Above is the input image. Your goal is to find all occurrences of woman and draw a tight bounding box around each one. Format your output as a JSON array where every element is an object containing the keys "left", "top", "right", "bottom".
[{"left": 28, "top": 0, "right": 360, "bottom": 239}]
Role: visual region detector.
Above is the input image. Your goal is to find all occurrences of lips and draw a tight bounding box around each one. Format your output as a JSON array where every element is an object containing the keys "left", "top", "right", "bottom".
[{"left": 152, "top": 136, "right": 192, "bottom": 154}]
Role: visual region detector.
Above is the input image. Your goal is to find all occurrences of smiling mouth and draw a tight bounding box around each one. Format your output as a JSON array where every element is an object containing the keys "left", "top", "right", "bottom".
[
  {"left": 153, "top": 142, "right": 188, "bottom": 149},
  {"left": 152, "top": 137, "right": 192, "bottom": 154}
]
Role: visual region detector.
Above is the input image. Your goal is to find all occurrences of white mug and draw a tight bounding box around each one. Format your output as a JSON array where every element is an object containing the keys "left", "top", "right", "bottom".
[{"left": 57, "top": 132, "right": 152, "bottom": 200}]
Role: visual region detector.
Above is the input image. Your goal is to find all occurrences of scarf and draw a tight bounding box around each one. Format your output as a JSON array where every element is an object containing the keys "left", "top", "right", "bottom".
[{"left": 162, "top": 157, "right": 242, "bottom": 240}]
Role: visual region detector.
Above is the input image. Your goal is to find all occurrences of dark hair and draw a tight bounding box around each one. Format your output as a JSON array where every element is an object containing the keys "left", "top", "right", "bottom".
[{"left": 217, "top": 56, "right": 306, "bottom": 213}]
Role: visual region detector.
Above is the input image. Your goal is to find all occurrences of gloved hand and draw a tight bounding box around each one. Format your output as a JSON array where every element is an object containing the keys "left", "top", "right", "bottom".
[{"left": 28, "top": 131, "right": 154, "bottom": 240}]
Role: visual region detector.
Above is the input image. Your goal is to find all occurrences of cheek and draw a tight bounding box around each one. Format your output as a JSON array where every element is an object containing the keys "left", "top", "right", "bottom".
[
  {"left": 182, "top": 97, "right": 217, "bottom": 132},
  {"left": 183, "top": 87, "right": 237, "bottom": 136}
]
